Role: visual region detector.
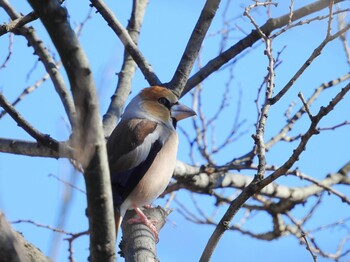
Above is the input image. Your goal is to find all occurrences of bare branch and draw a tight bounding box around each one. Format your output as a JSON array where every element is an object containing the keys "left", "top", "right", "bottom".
[
  {"left": 270, "top": 23, "right": 350, "bottom": 105},
  {"left": 170, "top": 160, "right": 350, "bottom": 202},
  {"left": 337, "top": 7, "right": 350, "bottom": 64},
  {"left": 0, "top": 92, "right": 60, "bottom": 151},
  {"left": 183, "top": 0, "right": 347, "bottom": 96},
  {"left": 0, "top": 138, "right": 73, "bottom": 158},
  {"left": 0, "top": 66, "right": 60, "bottom": 119},
  {"left": 168, "top": 0, "right": 221, "bottom": 97},
  {"left": 0, "top": 32, "right": 13, "bottom": 69},
  {"left": 12, "top": 219, "right": 88, "bottom": 262},
  {"left": 319, "top": 120, "right": 350, "bottom": 131},
  {"left": 90, "top": 0, "right": 161, "bottom": 86},
  {"left": 102, "top": 0, "right": 149, "bottom": 137},
  {"left": 0, "top": 0, "right": 77, "bottom": 129},
  {"left": 27, "top": 1, "right": 115, "bottom": 261},
  {"left": 265, "top": 72, "right": 350, "bottom": 149},
  {"left": 0, "top": 211, "right": 51, "bottom": 262},
  {"left": 120, "top": 207, "right": 171, "bottom": 261},
  {"left": 199, "top": 81, "right": 350, "bottom": 261},
  {"left": 0, "top": 10, "right": 37, "bottom": 36},
  {"left": 262, "top": 81, "right": 350, "bottom": 187},
  {"left": 298, "top": 92, "right": 313, "bottom": 120}
]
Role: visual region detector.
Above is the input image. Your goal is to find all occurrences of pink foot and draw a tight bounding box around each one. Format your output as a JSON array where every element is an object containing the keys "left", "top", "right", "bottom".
[{"left": 127, "top": 207, "right": 159, "bottom": 242}]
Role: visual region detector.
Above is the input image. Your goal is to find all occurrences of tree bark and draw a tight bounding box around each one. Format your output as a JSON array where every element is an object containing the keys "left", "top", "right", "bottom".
[
  {"left": 120, "top": 207, "right": 171, "bottom": 262},
  {"left": 0, "top": 211, "right": 51, "bottom": 262},
  {"left": 27, "top": 1, "right": 116, "bottom": 261}
]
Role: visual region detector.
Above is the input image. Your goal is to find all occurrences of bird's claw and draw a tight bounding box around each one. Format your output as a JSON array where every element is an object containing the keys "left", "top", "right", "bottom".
[{"left": 128, "top": 207, "right": 159, "bottom": 242}]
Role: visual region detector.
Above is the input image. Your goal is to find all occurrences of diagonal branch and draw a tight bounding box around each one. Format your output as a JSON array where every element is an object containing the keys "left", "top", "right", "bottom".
[
  {"left": 167, "top": 0, "right": 221, "bottom": 97},
  {"left": 0, "top": 211, "right": 51, "bottom": 262},
  {"left": 270, "top": 23, "right": 350, "bottom": 105},
  {"left": 90, "top": 0, "right": 161, "bottom": 86},
  {"left": 199, "top": 81, "right": 350, "bottom": 262},
  {"left": 0, "top": 10, "right": 37, "bottom": 36},
  {"left": 182, "top": 0, "right": 346, "bottom": 97},
  {"left": 262, "top": 82, "right": 350, "bottom": 187},
  {"left": 0, "top": 0, "right": 77, "bottom": 129},
  {"left": 0, "top": 92, "right": 60, "bottom": 152},
  {"left": 102, "top": 0, "right": 149, "bottom": 137}
]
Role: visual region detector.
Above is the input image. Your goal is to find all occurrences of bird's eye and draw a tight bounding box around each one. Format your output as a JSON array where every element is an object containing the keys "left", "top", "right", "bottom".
[{"left": 158, "top": 97, "right": 171, "bottom": 109}]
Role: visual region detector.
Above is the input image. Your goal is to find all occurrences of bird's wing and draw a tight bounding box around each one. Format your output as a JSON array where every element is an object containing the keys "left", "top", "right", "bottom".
[{"left": 107, "top": 119, "right": 164, "bottom": 209}]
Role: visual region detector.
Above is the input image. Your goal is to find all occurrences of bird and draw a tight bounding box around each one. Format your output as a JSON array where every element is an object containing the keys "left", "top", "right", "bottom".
[{"left": 107, "top": 86, "right": 196, "bottom": 240}]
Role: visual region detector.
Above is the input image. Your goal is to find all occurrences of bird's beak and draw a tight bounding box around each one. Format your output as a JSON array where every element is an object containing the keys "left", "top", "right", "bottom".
[{"left": 171, "top": 102, "right": 196, "bottom": 121}]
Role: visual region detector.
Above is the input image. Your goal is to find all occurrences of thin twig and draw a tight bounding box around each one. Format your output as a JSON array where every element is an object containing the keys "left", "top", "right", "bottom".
[
  {"left": 183, "top": 0, "right": 347, "bottom": 96},
  {"left": 265, "top": 72, "right": 350, "bottom": 149},
  {"left": 270, "top": 23, "right": 350, "bottom": 105},
  {"left": 0, "top": 32, "right": 13, "bottom": 69},
  {"left": 298, "top": 92, "right": 313, "bottom": 120},
  {"left": 48, "top": 173, "right": 86, "bottom": 194},
  {"left": 0, "top": 0, "right": 77, "bottom": 129},
  {"left": 294, "top": 170, "right": 350, "bottom": 204},
  {"left": 200, "top": 81, "right": 350, "bottom": 262}
]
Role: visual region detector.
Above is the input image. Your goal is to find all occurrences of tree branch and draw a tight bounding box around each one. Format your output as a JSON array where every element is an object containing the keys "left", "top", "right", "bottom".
[
  {"left": 270, "top": 23, "right": 350, "bottom": 105},
  {"left": 90, "top": 0, "right": 161, "bottom": 86},
  {"left": 102, "top": 0, "right": 149, "bottom": 137},
  {"left": 0, "top": 138, "right": 72, "bottom": 158},
  {"left": 0, "top": 92, "right": 60, "bottom": 152},
  {"left": 167, "top": 0, "right": 221, "bottom": 97},
  {"left": 182, "top": 0, "right": 346, "bottom": 97},
  {"left": 0, "top": 0, "right": 76, "bottom": 129},
  {"left": 120, "top": 207, "right": 171, "bottom": 262},
  {"left": 199, "top": 81, "right": 350, "bottom": 262},
  {"left": 27, "top": 1, "right": 115, "bottom": 261},
  {"left": 170, "top": 161, "right": 350, "bottom": 202},
  {"left": 261, "top": 81, "right": 350, "bottom": 187},
  {"left": 0, "top": 10, "right": 37, "bottom": 36},
  {"left": 0, "top": 211, "right": 52, "bottom": 262}
]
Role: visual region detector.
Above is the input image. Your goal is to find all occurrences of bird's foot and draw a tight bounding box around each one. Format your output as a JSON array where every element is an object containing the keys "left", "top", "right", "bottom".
[{"left": 127, "top": 207, "right": 159, "bottom": 242}]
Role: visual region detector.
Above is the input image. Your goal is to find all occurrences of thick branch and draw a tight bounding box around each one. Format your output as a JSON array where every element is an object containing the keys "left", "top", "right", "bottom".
[
  {"left": 27, "top": 1, "right": 115, "bottom": 261},
  {"left": 1, "top": 137, "right": 347, "bottom": 202},
  {"left": 171, "top": 161, "right": 350, "bottom": 202},
  {"left": 0, "top": 138, "right": 73, "bottom": 158},
  {"left": 0, "top": 211, "right": 51, "bottom": 262},
  {"left": 120, "top": 207, "right": 171, "bottom": 262}
]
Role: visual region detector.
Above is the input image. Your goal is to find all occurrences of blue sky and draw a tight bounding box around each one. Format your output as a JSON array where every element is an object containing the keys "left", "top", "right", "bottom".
[{"left": 1, "top": 1, "right": 350, "bottom": 261}]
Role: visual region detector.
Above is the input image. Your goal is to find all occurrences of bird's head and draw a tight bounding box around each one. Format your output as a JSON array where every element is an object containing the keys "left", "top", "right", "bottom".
[{"left": 123, "top": 86, "right": 196, "bottom": 127}]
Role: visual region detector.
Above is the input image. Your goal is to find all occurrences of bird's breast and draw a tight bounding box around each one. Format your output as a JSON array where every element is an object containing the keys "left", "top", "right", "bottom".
[{"left": 123, "top": 131, "right": 179, "bottom": 209}]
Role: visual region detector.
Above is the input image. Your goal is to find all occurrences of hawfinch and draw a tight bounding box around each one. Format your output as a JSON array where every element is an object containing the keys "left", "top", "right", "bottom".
[{"left": 107, "top": 86, "right": 196, "bottom": 240}]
